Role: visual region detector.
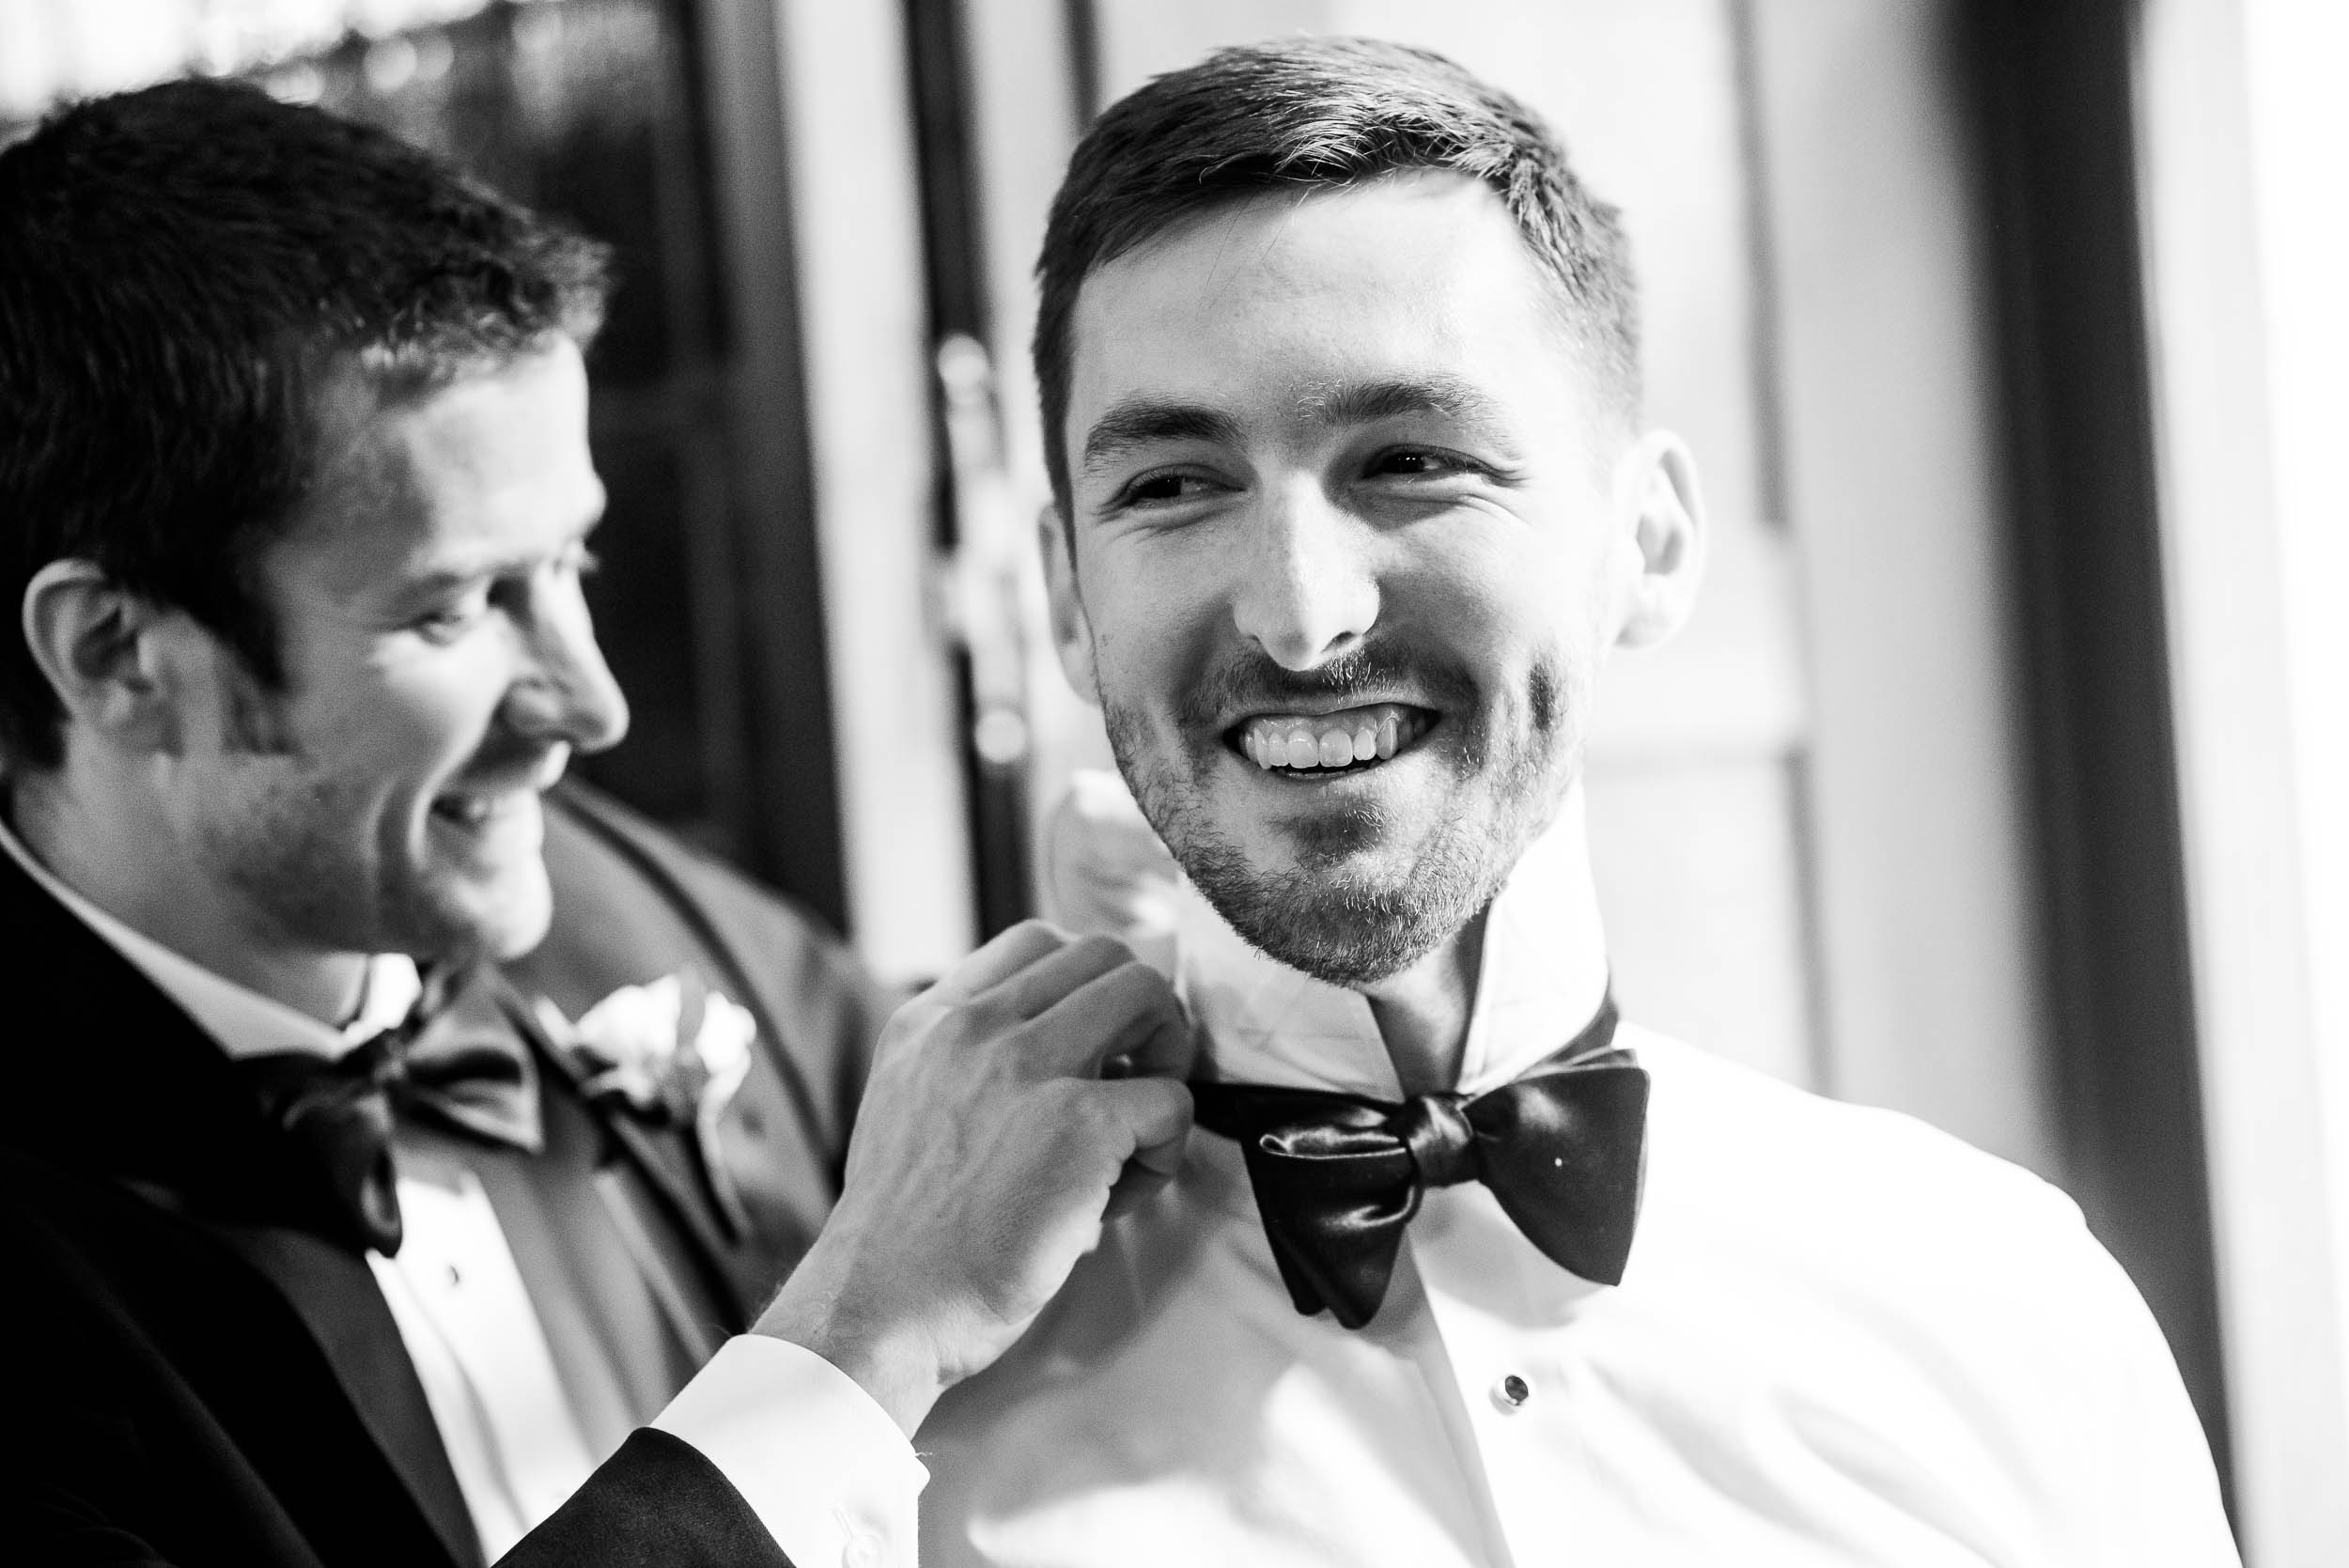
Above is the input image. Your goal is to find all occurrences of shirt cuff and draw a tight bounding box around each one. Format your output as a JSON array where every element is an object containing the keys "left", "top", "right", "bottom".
[{"left": 651, "top": 1335, "right": 928, "bottom": 1567}]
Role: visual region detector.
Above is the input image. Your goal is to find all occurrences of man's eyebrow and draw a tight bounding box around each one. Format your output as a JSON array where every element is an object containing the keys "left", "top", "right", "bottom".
[
  {"left": 393, "top": 505, "right": 605, "bottom": 598},
  {"left": 1077, "top": 377, "right": 1518, "bottom": 478},
  {"left": 1079, "top": 401, "right": 1246, "bottom": 475},
  {"left": 1298, "top": 375, "right": 1515, "bottom": 440}
]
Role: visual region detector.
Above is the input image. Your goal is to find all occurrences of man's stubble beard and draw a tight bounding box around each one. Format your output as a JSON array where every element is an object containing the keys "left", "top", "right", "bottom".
[
  {"left": 1101, "top": 658, "right": 1579, "bottom": 988},
  {"left": 198, "top": 680, "right": 541, "bottom": 968}
]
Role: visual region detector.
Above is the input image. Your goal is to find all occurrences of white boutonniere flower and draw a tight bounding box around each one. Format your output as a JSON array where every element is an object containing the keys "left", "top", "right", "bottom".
[{"left": 534, "top": 971, "right": 760, "bottom": 1237}]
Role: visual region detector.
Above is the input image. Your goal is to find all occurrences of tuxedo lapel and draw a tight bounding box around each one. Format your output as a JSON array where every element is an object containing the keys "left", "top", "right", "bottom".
[
  {"left": 511, "top": 782, "right": 875, "bottom": 1310},
  {"left": 504, "top": 973, "right": 753, "bottom": 1330},
  {"left": 0, "top": 854, "right": 478, "bottom": 1566},
  {"left": 536, "top": 783, "right": 845, "bottom": 1168},
  {"left": 211, "top": 1221, "right": 485, "bottom": 1567}
]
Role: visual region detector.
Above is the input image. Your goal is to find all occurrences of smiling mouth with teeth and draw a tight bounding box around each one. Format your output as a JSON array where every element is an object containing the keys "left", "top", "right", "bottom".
[
  {"left": 1234, "top": 701, "right": 1434, "bottom": 774},
  {"left": 430, "top": 793, "right": 522, "bottom": 830}
]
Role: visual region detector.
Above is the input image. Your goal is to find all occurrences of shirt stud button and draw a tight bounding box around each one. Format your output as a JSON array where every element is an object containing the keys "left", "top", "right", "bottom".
[{"left": 1494, "top": 1374, "right": 1532, "bottom": 1410}]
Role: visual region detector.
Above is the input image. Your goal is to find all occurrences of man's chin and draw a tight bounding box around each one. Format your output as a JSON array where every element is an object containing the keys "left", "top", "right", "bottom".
[
  {"left": 1118, "top": 722, "right": 1514, "bottom": 985},
  {"left": 1166, "top": 771, "right": 1532, "bottom": 988},
  {"left": 1181, "top": 848, "right": 1471, "bottom": 989},
  {"left": 404, "top": 864, "right": 552, "bottom": 967}
]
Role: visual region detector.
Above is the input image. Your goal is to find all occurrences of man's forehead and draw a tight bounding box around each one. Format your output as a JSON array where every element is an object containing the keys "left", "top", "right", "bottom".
[
  {"left": 1062, "top": 179, "right": 1584, "bottom": 457},
  {"left": 1124, "top": 168, "right": 1502, "bottom": 260},
  {"left": 1074, "top": 173, "right": 1517, "bottom": 321},
  {"left": 277, "top": 345, "right": 601, "bottom": 574}
]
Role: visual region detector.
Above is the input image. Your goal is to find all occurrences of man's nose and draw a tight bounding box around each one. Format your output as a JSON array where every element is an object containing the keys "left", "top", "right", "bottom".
[
  {"left": 1229, "top": 479, "right": 1380, "bottom": 670},
  {"left": 503, "top": 582, "right": 630, "bottom": 753}
]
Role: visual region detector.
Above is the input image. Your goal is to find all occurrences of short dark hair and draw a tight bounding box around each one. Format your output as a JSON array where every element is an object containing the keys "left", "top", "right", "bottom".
[
  {"left": 0, "top": 77, "right": 612, "bottom": 769},
  {"left": 1033, "top": 36, "right": 1640, "bottom": 515}
]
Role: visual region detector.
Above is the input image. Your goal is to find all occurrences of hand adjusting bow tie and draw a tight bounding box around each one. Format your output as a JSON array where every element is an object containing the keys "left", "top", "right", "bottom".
[
  {"left": 235, "top": 966, "right": 544, "bottom": 1256},
  {"left": 1189, "top": 996, "right": 1646, "bottom": 1329}
]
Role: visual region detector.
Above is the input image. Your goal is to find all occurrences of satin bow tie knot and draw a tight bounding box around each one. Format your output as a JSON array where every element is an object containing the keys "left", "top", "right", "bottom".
[
  {"left": 1393, "top": 1092, "right": 1479, "bottom": 1188},
  {"left": 237, "top": 968, "right": 544, "bottom": 1256},
  {"left": 1192, "top": 996, "right": 1647, "bottom": 1330}
]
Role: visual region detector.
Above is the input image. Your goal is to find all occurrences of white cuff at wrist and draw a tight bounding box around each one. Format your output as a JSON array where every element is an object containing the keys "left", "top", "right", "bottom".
[{"left": 653, "top": 1334, "right": 929, "bottom": 1566}]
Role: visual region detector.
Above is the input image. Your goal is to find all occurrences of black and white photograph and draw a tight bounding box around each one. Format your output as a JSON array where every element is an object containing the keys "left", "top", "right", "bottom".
[{"left": 1, "top": 1, "right": 2337, "bottom": 1563}]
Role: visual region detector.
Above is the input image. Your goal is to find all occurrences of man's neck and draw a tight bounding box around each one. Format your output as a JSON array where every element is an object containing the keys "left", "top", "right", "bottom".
[
  {"left": 8, "top": 769, "right": 369, "bottom": 1025},
  {"left": 1361, "top": 908, "right": 1489, "bottom": 1097}
]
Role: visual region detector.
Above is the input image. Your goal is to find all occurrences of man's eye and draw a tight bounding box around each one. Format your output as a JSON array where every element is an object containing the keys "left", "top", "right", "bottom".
[
  {"left": 413, "top": 593, "right": 488, "bottom": 642},
  {"left": 1122, "top": 472, "right": 1214, "bottom": 505},
  {"left": 1370, "top": 448, "right": 1479, "bottom": 479}
]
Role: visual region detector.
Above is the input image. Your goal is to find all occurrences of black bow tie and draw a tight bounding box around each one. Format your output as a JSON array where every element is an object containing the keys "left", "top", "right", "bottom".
[
  {"left": 1190, "top": 996, "right": 1646, "bottom": 1329},
  {"left": 235, "top": 966, "right": 544, "bottom": 1256}
]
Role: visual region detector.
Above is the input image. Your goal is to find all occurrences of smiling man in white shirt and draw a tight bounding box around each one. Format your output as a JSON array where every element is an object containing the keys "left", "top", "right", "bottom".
[{"left": 911, "top": 37, "right": 2241, "bottom": 1567}]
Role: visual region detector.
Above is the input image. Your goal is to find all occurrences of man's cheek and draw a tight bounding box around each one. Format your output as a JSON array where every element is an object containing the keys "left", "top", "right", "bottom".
[
  {"left": 1094, "top": 632, "right": 1176, "bottom": 725},
  {"left": 374, "top": 670, "right": 500, "bottom": 755}
]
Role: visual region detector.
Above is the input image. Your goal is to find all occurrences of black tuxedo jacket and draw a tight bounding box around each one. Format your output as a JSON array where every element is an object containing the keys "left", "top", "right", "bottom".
[{"left": 1, "top": 781, "right": 890, "bottom": 1566}]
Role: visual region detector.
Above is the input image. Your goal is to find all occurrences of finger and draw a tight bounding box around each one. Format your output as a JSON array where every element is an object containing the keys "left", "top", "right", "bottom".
[
  {"left": 1092, "top": 1076, "right": 1194, "bottom": 1180},
  {"left": 987, "top": 932, "right": 1132, "bottom": 1020},
  {"left": 1096, "top": 996, "right": 1191, "bottom": 1081},
  {"left": 1026, "top": 960, "right": 1182, "bottom": 1075},
  {"left": 1070, "top": 1074, "right": 1193, "bottom": 1218},
  {"left": 926, "top": 919, "right": 1066, "bottom": 1004},
  {"left": 1104, "top": 1001, "right": 1199, "bottom": 1083}
]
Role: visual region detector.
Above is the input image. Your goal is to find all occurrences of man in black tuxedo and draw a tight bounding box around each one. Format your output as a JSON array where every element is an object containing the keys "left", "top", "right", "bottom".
[{"left": 0, "top": 80, "right": 1191, "bottom": 1566}]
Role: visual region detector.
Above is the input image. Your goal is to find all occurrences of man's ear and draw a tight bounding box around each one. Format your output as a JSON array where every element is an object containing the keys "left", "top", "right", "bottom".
[
  {"left": 20, "top": 559, "right": 197, "bottom": 754},
  {"left": 1038, "top": 503, "right": 1101, "bottom": 705},
  {"left": 1611, "top": 430, "right": 1707, "bottom": 649}
]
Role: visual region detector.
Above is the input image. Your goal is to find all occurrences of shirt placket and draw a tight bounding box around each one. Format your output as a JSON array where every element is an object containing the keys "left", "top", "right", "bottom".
[{"left": 1410, "top": 1184, "right": 1615, "bottom": 1568}]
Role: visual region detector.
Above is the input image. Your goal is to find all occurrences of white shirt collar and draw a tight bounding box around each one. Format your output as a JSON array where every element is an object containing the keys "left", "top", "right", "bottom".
[
  {"left": 0, "top": 809, "right": 420, "bottom": 1060},
  {"left": 1174, "top": 786, "right": 1610, "bottom": 1098}
]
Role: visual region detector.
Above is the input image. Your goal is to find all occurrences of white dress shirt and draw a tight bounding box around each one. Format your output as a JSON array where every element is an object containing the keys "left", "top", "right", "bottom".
[
  {"left": 1, "top": 817, "right": 925, "bottom": 1566},
  {"left": 916, "top": 796, "right": 2241, "bottom": 1567}
]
